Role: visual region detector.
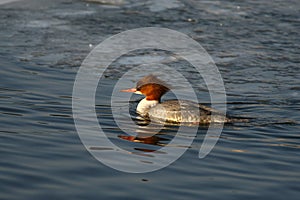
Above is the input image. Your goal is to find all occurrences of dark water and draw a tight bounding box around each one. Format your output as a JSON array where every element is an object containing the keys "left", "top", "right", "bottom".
[{"left": 1, "top": 0, "right": 300, "bottom": 199}]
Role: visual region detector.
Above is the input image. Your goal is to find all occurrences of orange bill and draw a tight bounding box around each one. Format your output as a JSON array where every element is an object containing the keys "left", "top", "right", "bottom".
[{"left": 120, "top": 88, "right": 137, "bottom": 93}]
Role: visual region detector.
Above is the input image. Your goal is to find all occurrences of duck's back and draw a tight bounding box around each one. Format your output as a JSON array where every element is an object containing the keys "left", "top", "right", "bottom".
[{"left": 148, "top": 100, "right": 225, "bottom": 124}]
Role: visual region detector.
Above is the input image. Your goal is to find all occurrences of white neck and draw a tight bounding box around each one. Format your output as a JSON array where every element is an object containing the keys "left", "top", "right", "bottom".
[{"left": 136, "top": 98, "right": 159, "bottom": 116}]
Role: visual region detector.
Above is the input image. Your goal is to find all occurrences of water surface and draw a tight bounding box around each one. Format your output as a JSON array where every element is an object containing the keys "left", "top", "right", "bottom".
[{"left": 1, "top": 0, "right": 300, "bottom": 199}]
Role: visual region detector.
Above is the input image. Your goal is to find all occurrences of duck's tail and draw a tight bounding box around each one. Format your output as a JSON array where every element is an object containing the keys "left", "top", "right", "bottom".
[{"left": 225, "top": 116, "right": 250, "bottom": 123}]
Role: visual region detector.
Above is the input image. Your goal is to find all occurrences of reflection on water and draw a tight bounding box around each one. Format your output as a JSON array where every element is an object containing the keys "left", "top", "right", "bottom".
[{"left": 118, "top": 134, "right": 168, "bottom": 147}]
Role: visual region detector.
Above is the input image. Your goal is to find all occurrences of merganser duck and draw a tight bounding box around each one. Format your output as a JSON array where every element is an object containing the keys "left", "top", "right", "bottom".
[{"left": 121, "top": 74, "right": 247, "bottom": 124}]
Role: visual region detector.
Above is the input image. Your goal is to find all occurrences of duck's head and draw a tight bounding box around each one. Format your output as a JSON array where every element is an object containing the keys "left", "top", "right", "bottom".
[{"left": 121, "top": 74, "right": 170, "bottom": 101}]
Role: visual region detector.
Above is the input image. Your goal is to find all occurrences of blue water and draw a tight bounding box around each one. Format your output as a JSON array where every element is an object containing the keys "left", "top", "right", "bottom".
[{"left": 1, "top": 0, "right": 300, "bottom": 199}]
